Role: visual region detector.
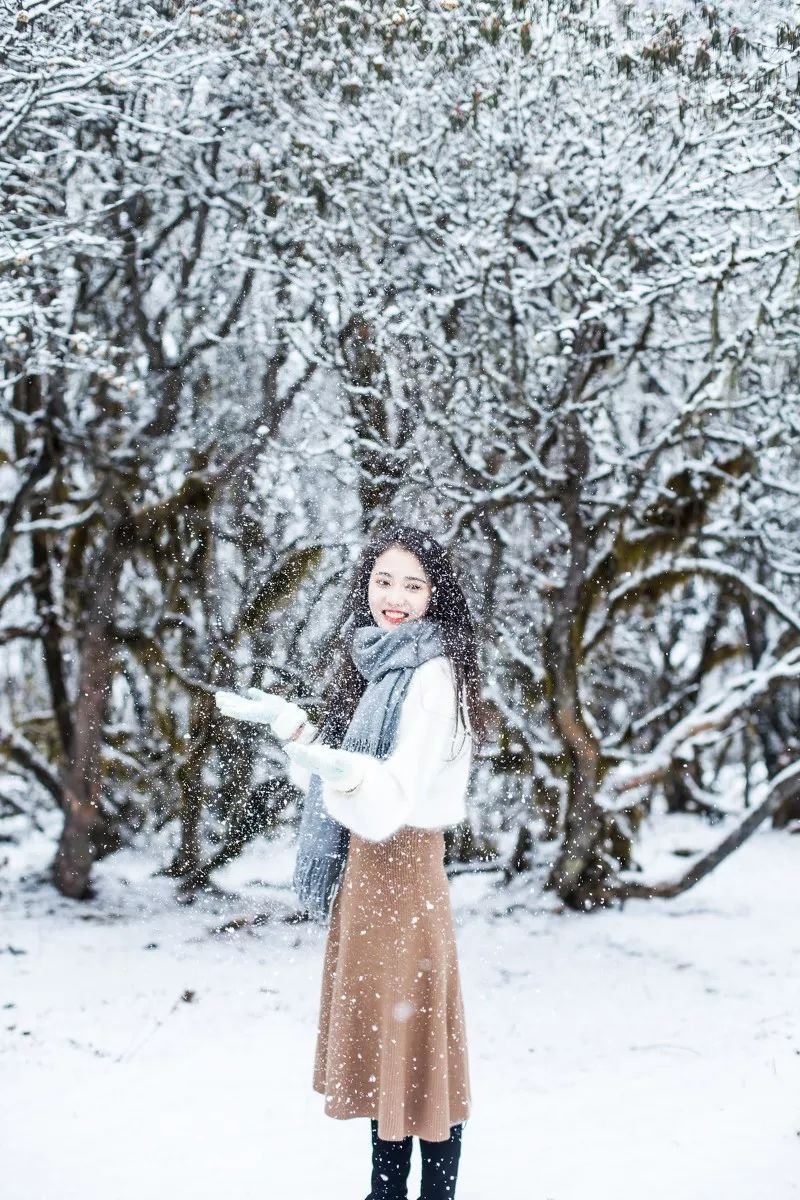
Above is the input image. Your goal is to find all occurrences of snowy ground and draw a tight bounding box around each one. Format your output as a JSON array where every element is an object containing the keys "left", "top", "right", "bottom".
[{"left": 1, "top": 817, "right": 797, "bottom": 1200}]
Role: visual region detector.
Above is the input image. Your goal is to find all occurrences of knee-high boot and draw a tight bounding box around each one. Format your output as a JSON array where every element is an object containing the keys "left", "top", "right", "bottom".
[
  {"left": 366, "top": 1119, "right": 413, "bottom": 1200},
  {"left": 418, "top": 1123, "right": 462, "bottom": 1200}
]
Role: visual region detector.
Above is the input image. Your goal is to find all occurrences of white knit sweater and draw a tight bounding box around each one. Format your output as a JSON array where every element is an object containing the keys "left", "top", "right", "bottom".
[{"left": 287, "top": 655, "right": 471, "bottom": 843}]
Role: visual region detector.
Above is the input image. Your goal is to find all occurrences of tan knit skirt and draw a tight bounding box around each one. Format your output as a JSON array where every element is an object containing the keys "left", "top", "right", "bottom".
[{"left": 313, "top": 826, "right": 471, "bottom": 1143}]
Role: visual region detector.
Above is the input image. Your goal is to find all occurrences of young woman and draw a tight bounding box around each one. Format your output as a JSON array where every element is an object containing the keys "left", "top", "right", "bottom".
[{"left": 215, "top": 525, "right": 482, "bottom": 1200}]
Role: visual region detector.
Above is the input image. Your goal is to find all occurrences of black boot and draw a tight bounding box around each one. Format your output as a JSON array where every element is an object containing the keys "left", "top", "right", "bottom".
[
  {"left": 368, "top": 1119, "right": 413, "bottom": 1200},
  {"left": 418, "top": 1123, "right": 462, "bottom": 1200}
]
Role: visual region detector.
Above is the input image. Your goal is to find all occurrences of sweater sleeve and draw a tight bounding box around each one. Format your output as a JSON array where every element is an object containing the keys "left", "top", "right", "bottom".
[{"left": 320, "top": 656, "right": 470, "bottom": 843}]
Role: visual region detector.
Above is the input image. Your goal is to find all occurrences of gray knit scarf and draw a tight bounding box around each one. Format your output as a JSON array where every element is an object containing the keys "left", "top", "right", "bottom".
[{"left": 292, "top": 615, "right": 445, "bottom": 921}]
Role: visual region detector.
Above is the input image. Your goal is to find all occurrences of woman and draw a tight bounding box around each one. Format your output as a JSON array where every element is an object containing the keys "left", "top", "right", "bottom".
[{"left": 216, "top": 525, "right": 482, "bottom": 1200}]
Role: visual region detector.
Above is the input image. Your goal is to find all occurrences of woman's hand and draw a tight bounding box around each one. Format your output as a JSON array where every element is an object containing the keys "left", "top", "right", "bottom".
[
  {"left": 284, "top": 740, "right": 363, "bottom": 793},
  {"left": 215, "top": 687, "right": 308, "bottom": 741}
]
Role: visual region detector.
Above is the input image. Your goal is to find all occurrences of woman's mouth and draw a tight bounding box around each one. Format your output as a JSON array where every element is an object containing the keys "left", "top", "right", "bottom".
[{"left": 383, "top": 609, "right": 409, "bottom": 624}]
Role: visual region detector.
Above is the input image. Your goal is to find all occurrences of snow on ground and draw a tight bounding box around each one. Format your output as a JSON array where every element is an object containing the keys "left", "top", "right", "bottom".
[{"left": 1, "top": 817, "right": 797, "bottom": 1200}]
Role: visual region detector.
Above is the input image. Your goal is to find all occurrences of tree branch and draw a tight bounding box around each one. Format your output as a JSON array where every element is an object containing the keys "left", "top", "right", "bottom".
[
  {"left": 0, "top": 723, "right": 64, "bottom": 810},
  {"left": 610, "top": 759, "right": 800, "bottom": 901}
]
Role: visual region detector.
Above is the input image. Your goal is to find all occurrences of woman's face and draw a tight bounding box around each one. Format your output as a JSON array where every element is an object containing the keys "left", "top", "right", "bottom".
[{"left": 367, "top": 545, "right": 432, "bottom": 630}]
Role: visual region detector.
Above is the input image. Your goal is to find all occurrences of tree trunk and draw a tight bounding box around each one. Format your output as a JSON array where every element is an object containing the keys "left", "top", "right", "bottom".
[
  {"left": 52, "top": 788, "right": 112, "bottom": 899},
  {"left": 772, "top": 793, "right": 800, "bottom": 828},
  {"left": 51, "top": 539, "right": 122, "bottom": 898},
  {"left": 547, "top": 742, "right": 611, "bottom": 908},
  {"left": 168, "top": 694, "right": 245, "bottom": 885},
  {"left": 542, "top": 413, "right": 614, "bottom": 909},
  {"left": 542, "top": 607, "right": 614, "bottom": 905},
  {"left": 166, "top": 747, "right": 204, "bottom": 878}
]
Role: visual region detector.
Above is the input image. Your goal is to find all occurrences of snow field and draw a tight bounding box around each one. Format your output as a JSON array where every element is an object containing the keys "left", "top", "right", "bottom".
[{"left": 1, "top": 825, "right": 797, "bottom": 1200}]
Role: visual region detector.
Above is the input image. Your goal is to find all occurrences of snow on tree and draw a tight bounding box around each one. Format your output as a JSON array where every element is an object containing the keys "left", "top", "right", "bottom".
[{"left": 1, "top": 0, "right": 798, "bottom": 906}]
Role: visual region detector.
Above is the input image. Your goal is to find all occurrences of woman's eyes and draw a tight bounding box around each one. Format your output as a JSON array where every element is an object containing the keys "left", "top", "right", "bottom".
[{"left": 375, "top": 579, "right": 422, "bottom": 591}]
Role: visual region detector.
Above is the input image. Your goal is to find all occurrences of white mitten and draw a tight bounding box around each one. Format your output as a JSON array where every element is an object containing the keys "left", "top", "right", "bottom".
[
  {"left": 214, "top": 687, "right": 308, "bottom": 741},
  {"left": 284, "top": 740, "right": 363, "bottom": 793}
]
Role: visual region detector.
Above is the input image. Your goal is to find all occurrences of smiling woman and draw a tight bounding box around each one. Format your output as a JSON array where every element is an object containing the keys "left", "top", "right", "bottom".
[
  {"left": 283, "top": 524, "right": 482, "bottom": 1199},
  {"left": 217, "top": 524, "right": 484, "bottom": 1199}
]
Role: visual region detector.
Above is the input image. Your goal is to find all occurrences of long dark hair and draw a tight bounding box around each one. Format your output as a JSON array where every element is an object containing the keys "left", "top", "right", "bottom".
[{"left": 315, "top": 524, "right": 484, "bottom": 750}]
